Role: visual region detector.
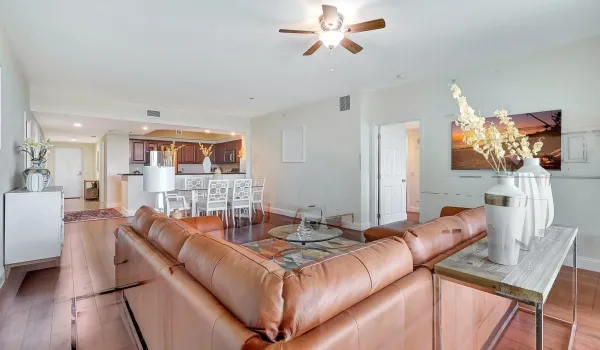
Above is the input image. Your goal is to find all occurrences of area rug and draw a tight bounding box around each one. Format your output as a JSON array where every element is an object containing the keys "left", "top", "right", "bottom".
[
  {"left": 242, "top": 237, "right": 361, "bottom": 271},
  {"left": 64, "top": 208, "right": 124, "bottom": 223}
]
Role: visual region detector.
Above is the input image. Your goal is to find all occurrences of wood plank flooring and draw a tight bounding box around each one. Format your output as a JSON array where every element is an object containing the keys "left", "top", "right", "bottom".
[{"left": 1, "top": 206, "right": 598, "bottom": 349}]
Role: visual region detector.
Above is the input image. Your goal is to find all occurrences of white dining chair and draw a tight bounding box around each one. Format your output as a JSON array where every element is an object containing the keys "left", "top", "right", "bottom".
[
  {"left": 164, "top": 191, "right": 189, "bottom": 217},
  {"left": 197, "top": 179, "right": 229, "bottom": 226},
  {"left": 252, "top": 177, "right": 266, "bottom": 216},
  {"left": 229, "top": 179, "right": 252, "bottom": 227},
  {"left": 184, "top": 176, "right": 206, "bottom": 216}
]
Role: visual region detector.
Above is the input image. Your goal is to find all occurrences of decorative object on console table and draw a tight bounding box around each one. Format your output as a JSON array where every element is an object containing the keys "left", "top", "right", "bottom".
[
  {"left": 19, "top": 138, "right": 53, "bottom": 189},
  {"left": 450, "top": 84, "right": 547, "bottom": 264},
  {"left": 518, "top": 157, "right": 554, "bottom": 232},
  {"left": 515, "top": 172, "right": 543, "bottom": 250},
  {"left": 484, "top": 175, "right": 527, "bottom": 265},
  {"left": 26, "top": 172, "right": 45, "bottom": 192},
  {"left": 199, "top": 143, "right": 214, "bottom": 173}
]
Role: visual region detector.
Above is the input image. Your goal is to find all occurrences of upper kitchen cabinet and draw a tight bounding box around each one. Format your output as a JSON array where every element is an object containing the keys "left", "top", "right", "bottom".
[
  {"left": 178, "top": 143, "right": 197, "bottom": 164},
  {"left": 214, "top": 142, "right": 225, "bottom": 164},
  {"left": 234, "top": 139, "right": 242, "bottom": 162},
  {"left": 146, "top": 141, "right": 159, "bottom": 151},
  {"left": 130, "top": 140, "right": 146, "bottom": 164}
]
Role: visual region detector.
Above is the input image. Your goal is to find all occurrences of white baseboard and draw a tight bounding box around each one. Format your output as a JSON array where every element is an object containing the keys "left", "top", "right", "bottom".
[
  {"left": 563, "top": 255, "right": 600, "bottom": 273},
  {"left": 106, "top": 202, "right": 121, "bottom": 208}
]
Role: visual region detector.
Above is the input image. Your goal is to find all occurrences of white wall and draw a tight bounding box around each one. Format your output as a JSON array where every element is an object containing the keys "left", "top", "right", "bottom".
[
  {"left": 251, "top": 94, "right": 364, "bottom": 229},
  {"left": 362, "top": 35, "right": 600, "bottom": 270},
  {"left": 105, "top": 134, "right": 129, "bottom": 207},
  {"left": 0, "top": 30, "right": 42, "bottom": 281}
]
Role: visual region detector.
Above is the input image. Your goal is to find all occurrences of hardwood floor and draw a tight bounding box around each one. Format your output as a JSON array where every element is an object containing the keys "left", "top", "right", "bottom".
[{"left": 1, "top": 212, "right": 598, "bottom": 349}]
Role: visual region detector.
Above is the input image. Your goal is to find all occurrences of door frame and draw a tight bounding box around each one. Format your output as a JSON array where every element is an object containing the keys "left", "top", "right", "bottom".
[
  {"left": 54, "top": 147, "right": 84, "bottom": 199},
  {"left": 370, "top": 119, "right": 423, "bottom": 227}
]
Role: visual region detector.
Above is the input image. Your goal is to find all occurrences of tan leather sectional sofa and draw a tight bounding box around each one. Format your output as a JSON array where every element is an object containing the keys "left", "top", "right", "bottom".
[{"left": 115, "top": 205, "right": 511, "bottom": 349}]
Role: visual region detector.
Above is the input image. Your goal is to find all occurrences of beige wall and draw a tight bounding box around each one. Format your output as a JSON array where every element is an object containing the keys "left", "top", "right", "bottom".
[{"left": 47, "top": 142, "right": 97, "bottom": 182}]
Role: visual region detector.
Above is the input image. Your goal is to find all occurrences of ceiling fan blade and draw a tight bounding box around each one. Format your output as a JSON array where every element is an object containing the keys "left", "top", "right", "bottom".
[
  {"left": 340, "top": 37, "right": 363, "bottom": 54},
  {"left": 322, "top": 4, "right": 338, "bottom": 21},
  {"left": 303, "top": 41, "right": 323, "bottom": 56},
  {"left": 279, "top": 29, "right": 316, "bottom": 34},
  {"left": 346, "top": 18, "right": 386, "bottom": 33}
]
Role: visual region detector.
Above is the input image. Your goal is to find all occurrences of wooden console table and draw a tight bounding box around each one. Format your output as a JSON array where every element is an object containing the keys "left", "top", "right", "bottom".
[{"left": 434, "top": 225, "right": 578, "bottom": 350}]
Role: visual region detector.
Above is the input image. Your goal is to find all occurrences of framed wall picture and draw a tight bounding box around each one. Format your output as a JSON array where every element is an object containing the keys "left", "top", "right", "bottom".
[
  {"left": 451, "top": 109, "right": 562, "bottom": 171},
  {"left": 282, "top": 126, "right": 306, "bottom": 163}
]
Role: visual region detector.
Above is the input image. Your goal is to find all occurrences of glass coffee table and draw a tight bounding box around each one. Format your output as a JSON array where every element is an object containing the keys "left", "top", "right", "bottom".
[{"left": 268, "top": 224, "right": 343, "bottom": 258}]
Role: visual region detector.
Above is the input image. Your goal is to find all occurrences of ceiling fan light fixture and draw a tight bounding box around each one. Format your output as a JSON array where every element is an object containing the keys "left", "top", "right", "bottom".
[{"left": 319, "top": 30, "right": 344, "bottom": 49}]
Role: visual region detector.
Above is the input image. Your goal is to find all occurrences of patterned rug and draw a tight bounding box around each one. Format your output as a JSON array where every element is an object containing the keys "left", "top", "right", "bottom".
[
  {"left": 64, "top": 208, "right": 124, "bottom": 223},
  {"left": 242, "top": 237, "right": 362, "bottom": 271}
]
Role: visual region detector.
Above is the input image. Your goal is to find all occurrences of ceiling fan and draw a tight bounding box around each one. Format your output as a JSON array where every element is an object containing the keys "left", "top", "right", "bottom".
[{"left": 279, "top": 4, "right": 385, "bottom": 56}]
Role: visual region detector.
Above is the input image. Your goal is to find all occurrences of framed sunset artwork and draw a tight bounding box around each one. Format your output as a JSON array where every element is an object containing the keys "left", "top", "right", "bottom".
[{"left": 451, "top": 109, "right": 562, "bottom": 171}]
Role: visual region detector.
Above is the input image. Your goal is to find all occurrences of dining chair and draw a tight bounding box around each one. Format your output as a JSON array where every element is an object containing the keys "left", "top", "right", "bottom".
[
  {"left": 184, "top": 176, "right": 206, "bottom": 216},
  {"left": 197, "top": 179, "right": 229, "bottom": 226},
  {"left": 252, "top": 177, "right": 266, "bottom": 216},
  {"left": 164, "top": 191, "right": 189, "bottom": 217},
  {"left": 229, "top": 179, "right": 252, "bottom": 227}
]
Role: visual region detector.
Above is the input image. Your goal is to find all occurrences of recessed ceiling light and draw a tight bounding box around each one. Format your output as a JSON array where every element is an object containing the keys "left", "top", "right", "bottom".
[
  {"left": 230, "top": 132, "right": 236, "bottom": 136},
  {"left": 73, "top": 123, "right": 82, "bottom": 127},
  {"left": 205, "top": 129, "right": 210, "bottom": 133},
  {"left": 70, "top": 138, "right": 76, "bottom": 142},
  {"left": 142, "top": 126, "right": 148, "bottom": 131}
]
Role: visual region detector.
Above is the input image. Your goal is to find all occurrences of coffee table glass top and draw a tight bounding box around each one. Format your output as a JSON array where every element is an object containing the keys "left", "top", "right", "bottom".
[{"left": 269, "top": 224, "right": 343, "bottom": 244}]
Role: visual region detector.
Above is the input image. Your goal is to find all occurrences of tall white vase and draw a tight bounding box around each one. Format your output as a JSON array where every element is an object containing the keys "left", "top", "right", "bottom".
[
  {"left": 514, "top": 172, "right": 543, "bottom": 250},
  {"left": 202, "top": 156, "right": 212, "bottom": 173},
  {"left": 518, "top": 158, "right": 554, "bottom": 233},
  {"left": 484, "top": 175, "right": 527, "bottom": 265}
]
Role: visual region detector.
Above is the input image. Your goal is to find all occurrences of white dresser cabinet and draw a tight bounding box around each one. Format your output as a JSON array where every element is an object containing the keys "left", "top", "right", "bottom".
[{"left": 4, "top": 186, "right": 64, "bottom": 265}]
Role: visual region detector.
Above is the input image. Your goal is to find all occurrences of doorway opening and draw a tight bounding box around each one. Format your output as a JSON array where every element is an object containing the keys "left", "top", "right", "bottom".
[
  {"left": 54, "top": 147, "right": 84, "bottom": 199},
  {"left": 376, "top": 121, "right": 420, "bottom": 226}
]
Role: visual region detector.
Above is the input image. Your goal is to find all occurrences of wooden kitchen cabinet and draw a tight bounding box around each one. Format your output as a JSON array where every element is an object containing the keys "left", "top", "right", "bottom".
[
  {"left": 214, "top": 142, "right": 225, "bottom": 164},
  {"left": 234, "top": 139, "right": 242, "bottom": 163},
  {"left": 146, "top": 141, "right": 159, "bottom": 151},
  {"left": 130, "top": 140, "right": 146, "bottom": 164},
  {"left": 178, "top": 143, "right": 197, "bottom": 164}
]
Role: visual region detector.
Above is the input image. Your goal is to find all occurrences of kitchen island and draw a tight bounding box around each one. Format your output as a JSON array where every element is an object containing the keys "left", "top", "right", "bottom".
[{"left": 119, "top": 172, "right": 246, "bottom": 215}]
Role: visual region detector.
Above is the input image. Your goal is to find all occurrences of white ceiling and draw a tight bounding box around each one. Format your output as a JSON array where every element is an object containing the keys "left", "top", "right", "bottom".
[
  {"left": 3, "top": 0, "right": 600, "bottom": 119},
  {"left": 35, "top": 113, "right": 227, "bottom": 143}
]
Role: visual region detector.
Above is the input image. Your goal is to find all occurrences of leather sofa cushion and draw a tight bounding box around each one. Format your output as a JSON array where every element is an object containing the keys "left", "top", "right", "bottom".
[
  {"left": 456, "top": 206, "right": 486, "bottom": 239},
  {"left": 178, "top": 234, "right": 285, "bottom": 342},
  {"left": 130, "top": 206, "right": 166, "bottom": 237},
  {"left": 363, "top": 226, "right": 405, "bottom": 243},
  {"left": 178, "top": 216, "right": 224, "bottom": 239},
  {"left": 403, "top": 216, "right": 468, "bottom": 265},
  {"left": 439, "top": 206, "right": 469, "bottom": 217},
  {"left": 280, "top": 236, "right": 413, "bottom": 340},
  {"left": 148, "top": 217, "right": 198, "bottom": 260}
]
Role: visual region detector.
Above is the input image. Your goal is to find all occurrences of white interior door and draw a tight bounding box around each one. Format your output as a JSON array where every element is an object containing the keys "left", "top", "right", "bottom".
[
  {"left": 54, "top": 147, "right": 83, "bottom": 198},
  {"left": 379, "top": 124, "right": 407, "bottom": 224}
]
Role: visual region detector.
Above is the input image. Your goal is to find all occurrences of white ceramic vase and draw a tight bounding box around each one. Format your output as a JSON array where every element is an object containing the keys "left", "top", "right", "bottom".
[
  {"left": 202, "top": 156, "right": 212, "bottom": 173},
  {"left": 514, "top": 172, "right": 543, "bottom": 250},
  {"left": 484, "top": 175, "right": 527, "bottom": 265},
  {"left": 26, "top": 172, "right": 45, "bottom": 192},
  {"left": 517, "top": 158, "right": 554, "bottom": 234}
]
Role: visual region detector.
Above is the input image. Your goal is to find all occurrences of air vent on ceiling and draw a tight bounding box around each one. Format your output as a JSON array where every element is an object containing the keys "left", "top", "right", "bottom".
[
  {"left": 176, "top": 130, "right": 183, "bottom": 135},
  {"left": 339, "top": 95, "right": 350, "bottom": 112},
  {"left": 147, "top": 109, "right": 161, "bottom": 118}
]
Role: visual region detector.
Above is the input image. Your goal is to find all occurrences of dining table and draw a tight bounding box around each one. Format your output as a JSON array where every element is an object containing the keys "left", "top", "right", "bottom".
[{"left": 172, "top": 185, "right": 263, "bottom": 217}]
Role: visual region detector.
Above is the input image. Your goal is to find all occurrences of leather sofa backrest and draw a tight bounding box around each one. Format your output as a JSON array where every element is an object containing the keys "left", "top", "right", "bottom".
[
  {"left": 177, "top": 234, "right": 285, "bottom": 342},
  {"left": 456, "top": 206, "right": 486, "bottom": 239},
  {"left": 148, "top": 217, "right": 198, "bottom": 260},
  {"left": 178, "top": 216, "right": 224, "bottom": 239},
  {"left": 130, "top": 206, "right": 166, "bottom": 237},
  {"left": 402, "top": 216, "right": 468, "bottom": 265},
  {"left": 439, "top": 206, "right": 469, "bottom": 217},
  {"left": 280, "top": 236, "right": 413, "bottom": 340}
]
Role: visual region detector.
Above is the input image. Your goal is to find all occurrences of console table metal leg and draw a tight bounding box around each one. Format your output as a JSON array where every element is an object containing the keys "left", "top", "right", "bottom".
[
  {"left": 434, "top": 273, "right": 442, "bottom": 350},
  {"left": 569, "top": 235, "right": 578, "bottom": 349},
  {"left": 535, "top": 302, "right": 543, "bottom": 349}
]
